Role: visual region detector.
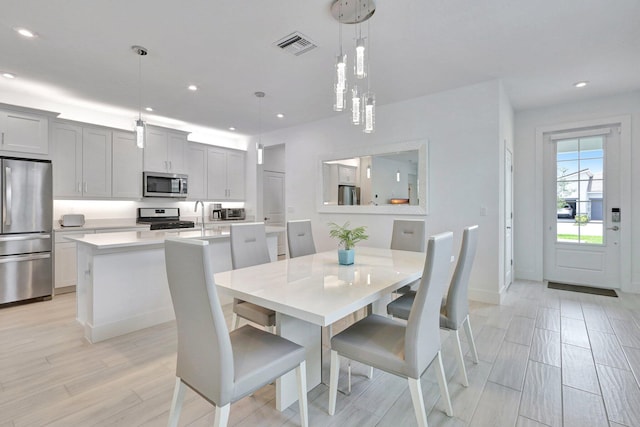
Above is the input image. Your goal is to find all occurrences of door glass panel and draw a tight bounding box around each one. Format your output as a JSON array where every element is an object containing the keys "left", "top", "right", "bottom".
[{"left": 556, "top": 135, "right": 604, "bottom": 245}]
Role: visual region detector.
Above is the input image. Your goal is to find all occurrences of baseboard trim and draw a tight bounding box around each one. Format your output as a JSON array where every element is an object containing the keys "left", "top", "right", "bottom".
[
  {"left": 83, "top": 307, "right": 175, "bottom": 343},
  {"left": 468, "top": 287, "right": 501, "bottom": 305}
]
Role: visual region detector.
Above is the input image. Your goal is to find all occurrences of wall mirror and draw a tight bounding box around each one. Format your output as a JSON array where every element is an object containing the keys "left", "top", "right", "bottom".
[{"left": 317, "top": 140, "right": 428, "bottom": 215}]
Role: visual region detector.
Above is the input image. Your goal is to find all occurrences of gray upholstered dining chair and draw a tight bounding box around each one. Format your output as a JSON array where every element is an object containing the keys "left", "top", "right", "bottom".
[
  {"left": 164, "top": 238, "right": 308, "bottom": 427},
  {"left": 328, "top": 232, "right": 454, "bottom": 426},
  {"left": 391, "top": 219, "right": 426, "bottom": 294},
  {"left": 287, "top": 220, "right": 316, "bottom": 258},
  {"left": 387, "top": 225, "right": 480, "bottom": 387},
  {"left": 230, "top": 222, "right": 276, "bottom": 331}
]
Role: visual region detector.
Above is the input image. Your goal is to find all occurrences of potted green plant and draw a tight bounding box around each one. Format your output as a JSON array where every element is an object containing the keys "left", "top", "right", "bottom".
[{"left": 328, "top": 221, "right": 369, "bottom": 265}]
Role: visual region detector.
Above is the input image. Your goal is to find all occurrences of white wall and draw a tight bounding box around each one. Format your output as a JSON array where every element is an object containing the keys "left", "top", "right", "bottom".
[
  {"left": 248, "top": 80, "right": 511, "bottom": 303},
  {"left": 514, "top": 91, "right": 640, "bottom": 292}
]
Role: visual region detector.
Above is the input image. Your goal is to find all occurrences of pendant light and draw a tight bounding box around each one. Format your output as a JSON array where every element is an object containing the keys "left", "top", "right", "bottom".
[
  {"left": 331, "top": 0, "right": 376, "bottom": 133},
  {"left": 255, "top": 91, "right": 265, "bottom": 165},
  {"left": 334, "top": 0, "right": 347, "bottom": 112},
  {"left": 132, "top": 45, "right": 148, "bottom": 148}
]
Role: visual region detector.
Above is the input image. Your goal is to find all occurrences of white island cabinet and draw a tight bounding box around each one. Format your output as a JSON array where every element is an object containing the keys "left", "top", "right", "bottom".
[{"left": 68, "top": 227, "right": 280, "bottom": 343}]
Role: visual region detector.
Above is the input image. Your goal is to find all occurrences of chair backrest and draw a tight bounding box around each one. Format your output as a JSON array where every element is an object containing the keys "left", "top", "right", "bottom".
[
  {"left": 230, "top": 222, "right": 271, "bottom": 269},
  {"left": 287, "top": 220, "right": 316, "bottom": 258},
  {"left": 404, "top": 231, "right": 453, "bottom": 378},
  {"left": 390, "top": 219, "right": 426, "bottom": 253},
  {"left": 164, "top": 238, "right": 234, "bottom": 406},
  {"left": 444, "top": 225, "right": 479, "bottom": 329}
]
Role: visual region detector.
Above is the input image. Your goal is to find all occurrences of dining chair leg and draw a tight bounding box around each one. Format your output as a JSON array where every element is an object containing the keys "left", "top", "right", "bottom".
[
  {"left": 167, "top": 377, "right": 186, "bottom": 427},
  {"left": 407, "top": 377, "right": 428, "bottom": 427},
  {"left": 296, "top": 361, "right": 309, "bottom": 427},
  {"left": 328, "top": 350, "right": 340, "bottom": 415},
  {"left": 453, "top": 329, "right": 469, "bottom": 387},
  {"left": 463, "top": 315, "right": 479, "bottom": 363},
  {"left": 231, "top": 312, "right": 240, "bottom": 330},
  {"left": 434, "top": 351, "right": 453, "bottom": 417},
  {"left": 213, "top": 403, "right": 230, "bottom": 427}
]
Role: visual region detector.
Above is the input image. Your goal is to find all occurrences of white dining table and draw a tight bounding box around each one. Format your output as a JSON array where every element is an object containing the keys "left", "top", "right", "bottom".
[{"left": 213, "top": 246, "right": 426, "bottom": 411}]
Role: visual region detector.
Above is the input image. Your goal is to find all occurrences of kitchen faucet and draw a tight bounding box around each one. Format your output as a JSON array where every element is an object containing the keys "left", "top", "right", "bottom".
[{"left": 194, "top": 200, "right": 205, "bottom": 235}]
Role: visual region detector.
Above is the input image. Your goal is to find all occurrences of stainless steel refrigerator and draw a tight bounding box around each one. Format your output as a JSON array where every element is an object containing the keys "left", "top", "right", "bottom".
[
  {"left": 338, "top": 185, "right": 360, "bottom": 205},
  {"left": 0, "top": 157, "right": 53, "bottom": 305}
]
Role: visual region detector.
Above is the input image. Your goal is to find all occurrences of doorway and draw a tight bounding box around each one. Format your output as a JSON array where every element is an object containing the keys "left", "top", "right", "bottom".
[
  {"left": 543, "top": 125, "right": 621, "bottom": 288},
  {"left": 260, "top": 144, "right": 286, "bottom": 257},
  {"left": 505, "top": 147, "right": 513, "bottom": 290}
]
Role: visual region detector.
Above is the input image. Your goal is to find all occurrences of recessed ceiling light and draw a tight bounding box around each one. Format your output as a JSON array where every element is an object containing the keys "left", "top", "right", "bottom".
[
  {"left": 145, "top": 107, "right": 153, "bottom": 112},
  {"left": 276, "top": 113, "right": 284, "bottom": 118},
  {"left": 187, "top": 84, "right": 198, "bottom": 91},
  {"left": 15, "top": 28, "right": 36, "bottom": 38},
  {"left": 229, "top": 127, "right": 236, "bottom": 131},
  {"left": 574, "top": 81, "right": 589, "bottom": 88},
  {"left": 2, "top": 72, "right": 16, "bottom": 79}
]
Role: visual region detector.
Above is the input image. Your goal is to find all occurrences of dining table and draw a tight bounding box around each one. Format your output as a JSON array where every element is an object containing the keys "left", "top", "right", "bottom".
[{"left": 213, "top": 246, "right": 427, "bottom": 411}]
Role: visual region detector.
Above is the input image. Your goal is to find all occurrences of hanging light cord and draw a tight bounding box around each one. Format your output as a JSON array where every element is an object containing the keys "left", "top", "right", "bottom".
[
  {"left": 138, "top": 53, "right": 142, "bottom": 121},
  {"left": 367, "top": 18, "right": 371, "bottom": 91}
]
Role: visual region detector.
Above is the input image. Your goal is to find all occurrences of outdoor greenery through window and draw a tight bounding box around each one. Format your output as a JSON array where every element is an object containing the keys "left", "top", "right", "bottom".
[{"left": 556, "top": 135, "right": 604, "bottom": 244}]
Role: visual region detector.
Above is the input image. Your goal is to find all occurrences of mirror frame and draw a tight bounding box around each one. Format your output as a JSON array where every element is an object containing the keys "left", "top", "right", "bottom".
[{"left": 317, "top": 139, "right": 429, "bottom": 215}]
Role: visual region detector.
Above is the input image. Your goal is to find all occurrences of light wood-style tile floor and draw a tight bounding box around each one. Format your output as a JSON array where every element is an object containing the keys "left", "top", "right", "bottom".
[{"left": 1, "top": 280, "right": 640, "bottom": 426}]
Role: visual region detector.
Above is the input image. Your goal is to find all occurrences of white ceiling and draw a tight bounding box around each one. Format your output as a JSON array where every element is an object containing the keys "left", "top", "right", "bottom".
[{"left": 1, "top": 0, "right": 639, "bottom": 136}]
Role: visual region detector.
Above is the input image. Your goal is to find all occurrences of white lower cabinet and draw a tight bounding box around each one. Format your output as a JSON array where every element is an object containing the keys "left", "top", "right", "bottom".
[{"left": 54, "top": 230, "right": 94, "bottom": 292}]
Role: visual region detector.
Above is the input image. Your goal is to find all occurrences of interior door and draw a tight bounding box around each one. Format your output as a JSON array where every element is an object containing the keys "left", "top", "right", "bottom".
[
  {"left": 263, "top": 170, "right": 286, "bottom": 256},
  {"left": 543, "top": 126, "right": 621, "bottom": 288},
  {"left": 504, "top": 148, "right": 513, "bottom": 290}
]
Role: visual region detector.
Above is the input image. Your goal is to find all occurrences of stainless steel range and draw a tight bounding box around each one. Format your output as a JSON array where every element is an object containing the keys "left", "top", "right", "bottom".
[{"left": 136, "top": 208, "right": 195, "bottom": 230}]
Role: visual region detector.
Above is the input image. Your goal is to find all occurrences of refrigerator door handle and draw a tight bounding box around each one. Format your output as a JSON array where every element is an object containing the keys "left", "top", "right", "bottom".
[
  {"left": 4, "top": 166, "right": 11, "bottom": 226},
  {"left": 0, "top": 233, "right": 51, "bottom": 242},
  {"left": 0, "top": 253, "right": 51, "bottom": 264}
]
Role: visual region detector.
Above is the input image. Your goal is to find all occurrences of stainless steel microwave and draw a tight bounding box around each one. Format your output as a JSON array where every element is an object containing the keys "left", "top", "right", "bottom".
[{"left": 143, "top": 172, "right": 188, "bottom": 198}]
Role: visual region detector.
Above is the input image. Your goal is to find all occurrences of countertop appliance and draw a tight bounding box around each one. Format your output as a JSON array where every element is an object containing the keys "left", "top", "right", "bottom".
[
  {"left": 136, "top": 208, "right": 195, "bottom": 230},
  {"left": 338, "top": 185, "right": 360, "bottom": 205},
  {"left": 211, "top": 203, "right": 222, "bottom": 220},
  {"left": 59, "top": 214, "right": 86, "bottom": 227},
  {"left": 143, "top": 172, "right": 188, "bottom": 198},
  {"left": 220, "top": 208, "right": 245, "bottom": 221},
  {"left": 1, "top": 157, "right": 53, "bottom": 305}
]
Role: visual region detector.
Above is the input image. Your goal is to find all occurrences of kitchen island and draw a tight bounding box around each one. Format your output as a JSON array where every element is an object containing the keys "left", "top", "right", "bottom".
[{"left": 68, "top": 227, "right": 281, "bottom": 343}]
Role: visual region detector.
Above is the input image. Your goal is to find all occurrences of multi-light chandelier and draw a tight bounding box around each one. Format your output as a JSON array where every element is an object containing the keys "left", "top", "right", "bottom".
[{"left": 331, "top": 0, "right": 376, "bottom": 133}]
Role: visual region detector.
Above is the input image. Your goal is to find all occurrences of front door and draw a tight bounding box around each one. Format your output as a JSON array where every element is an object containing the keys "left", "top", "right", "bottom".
[{"left": 543, "top": 125, "right": 621, "bottom": 288}]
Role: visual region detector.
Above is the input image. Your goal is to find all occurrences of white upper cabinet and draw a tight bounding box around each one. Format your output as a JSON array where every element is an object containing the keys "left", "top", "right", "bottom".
[
  {"left": 143, "top": 126, "right": 187, "bottom": 174},
  {"left": 0, "top": 108, "right": 49, "bottom": 155},
  {"left": 112, "top": 131, "right": 142, "bottom": 199},
  {"left": 52, "top": 121, "right": 112, "bottom": 198},
  {"left": 206, "top": 147, "right": 245, "bottom": 200},
  {"left": 186, "top": 143, "right": 207, "bottom": 200}
]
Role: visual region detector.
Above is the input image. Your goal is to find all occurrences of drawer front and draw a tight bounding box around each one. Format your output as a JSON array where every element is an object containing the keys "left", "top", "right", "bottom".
[{"left": 0, "top": 252, "right": 52, "bottom": 303}]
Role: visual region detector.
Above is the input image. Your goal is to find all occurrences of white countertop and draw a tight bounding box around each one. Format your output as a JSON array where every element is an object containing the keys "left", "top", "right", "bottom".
[{"left": 67, "top": 226, "right": 285, "bottom": 250}]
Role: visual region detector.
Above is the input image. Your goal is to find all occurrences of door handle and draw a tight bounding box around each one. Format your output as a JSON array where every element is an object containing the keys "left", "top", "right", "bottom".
[
  {"left": 4, "top": 166, "right": 11, "bottom": 226},
  {"left": 607, "top": 225, "right": 619, "bottom": 231}
]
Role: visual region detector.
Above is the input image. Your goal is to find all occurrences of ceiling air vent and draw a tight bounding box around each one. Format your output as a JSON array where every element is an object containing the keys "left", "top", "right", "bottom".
[{"left": 274, "top": 32, "right": 317, "bottom": 56}]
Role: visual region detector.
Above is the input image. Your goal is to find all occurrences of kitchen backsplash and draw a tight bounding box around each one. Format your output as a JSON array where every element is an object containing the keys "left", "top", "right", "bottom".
[{"left": 54, "top": 200, "right": 246, "bottom": 221}]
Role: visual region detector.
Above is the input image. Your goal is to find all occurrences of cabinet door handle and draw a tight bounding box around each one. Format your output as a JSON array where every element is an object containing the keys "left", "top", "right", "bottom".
[
  {"left": 84, "top": 182, "right": 88, "bottom": 193},
  {"left": 1, "top": 132, "right": 4, "bottom": 145},
  {"left": 169, "top": 161, "right": 172, "bottom": 171},
  {"left": 164, "top": 160, "right": 168, "bottom": 171},
  {"left": 77, "top": 182, "right": 81, "bottom": 193}
]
